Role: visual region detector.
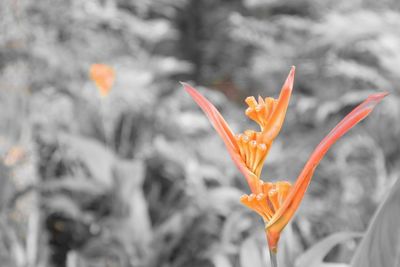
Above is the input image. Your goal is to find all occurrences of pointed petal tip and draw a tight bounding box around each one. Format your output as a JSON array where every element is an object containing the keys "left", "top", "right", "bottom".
[
  {"left": 284, "top": 66, "right": 296, "bottom": 90},
  {"left": 363, "top": 91, "right": 389, "bottom": 110},
  {"left": 368, "top": 91, "right": 389, "bottom": 101},
  {"left": 180, "top": 81, "right": 192, "bottom": 90},
  {"left": 181, "top": 82, "right": 199, "bottom": 96},
  {"left": 289, "top": 65, "right": 296, "bottom": 77}
]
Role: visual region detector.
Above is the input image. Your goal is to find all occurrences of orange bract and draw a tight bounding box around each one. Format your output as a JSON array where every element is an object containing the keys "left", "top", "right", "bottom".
[
  {"left": 89, "top": 64, "right": 115, "bottom": 97},
  {"left": 183, "top": 66, "right": 295, "bottom": 194},
  {"left": 264, "top": 91, "right": 387, "bottom": 252},
  {"left": 239, "top": 92, "right": 387, "bottom": 252},
  {"left": 183, "top": 67, "right": 387, "bottom": 254}
]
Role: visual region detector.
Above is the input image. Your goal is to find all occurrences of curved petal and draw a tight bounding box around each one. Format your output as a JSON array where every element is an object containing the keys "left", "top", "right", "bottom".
[
  {"left": 262, "top": 66, "right": 295, "bottom": 142},
  {"left": 183, "top": 83, "right": 260, "bottom": 192},
  {"left": 267, "top": 92, "right": 388, "bottom": 238}
]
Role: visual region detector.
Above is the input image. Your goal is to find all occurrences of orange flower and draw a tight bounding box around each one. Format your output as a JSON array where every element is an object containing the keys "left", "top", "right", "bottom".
[
  {"left": 182, "top": 66, "right": 295, "bottom": 194},
  {"left": 89, "top": 64, "right": 115, "bottom": 97},
  {"left": 241, "top": 92, "right": 387, "bottom": 252},
  {"left": 183, "top": 67, "right": 387, "bottom": 254}
]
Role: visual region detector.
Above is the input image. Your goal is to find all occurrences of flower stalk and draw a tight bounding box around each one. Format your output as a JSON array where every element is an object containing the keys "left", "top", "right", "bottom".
[{"left": 268, "top": 247, "right": 278, "bottom": 267}]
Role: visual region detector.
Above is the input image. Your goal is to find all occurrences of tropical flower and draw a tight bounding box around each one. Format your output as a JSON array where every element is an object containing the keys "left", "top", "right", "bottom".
[
  {"left": 183, "top": 67, "right": 387, "bottom": 254},
  {"left": 182, "top": 67, "right": 295, "bottom": 194},
  {"left": 243, "top": 91, "right": 387, "bottom": 252},
  {"left": 89, "top": 63, "right": 115, "bottom": 97}
]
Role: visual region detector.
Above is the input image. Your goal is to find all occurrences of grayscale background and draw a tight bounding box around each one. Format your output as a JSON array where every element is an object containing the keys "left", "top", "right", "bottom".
[{"left": 0, "top": 1, "right": 399, "bottom": 267}]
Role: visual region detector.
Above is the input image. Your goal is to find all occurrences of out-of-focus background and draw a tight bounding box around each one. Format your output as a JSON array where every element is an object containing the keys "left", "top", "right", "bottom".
[{"left": 1, "top": 0, "right": 400, "bottom": 267}]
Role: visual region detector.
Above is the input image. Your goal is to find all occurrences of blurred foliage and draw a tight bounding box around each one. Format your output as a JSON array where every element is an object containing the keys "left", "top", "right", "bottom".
[{"left": 0, "top": 0, "right": 399, "bottom": 267}]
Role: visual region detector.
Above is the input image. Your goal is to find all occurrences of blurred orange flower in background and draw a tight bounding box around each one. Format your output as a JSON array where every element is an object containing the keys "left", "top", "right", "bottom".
[
  {"left": 4, "top": 146, "right": 26, "bottom": 166},
  {"left": 183, "top": 67, "right": 387, "bottom": 254},
  {"left": 89, "top": 63, "right": 115, "bottom": 97}
]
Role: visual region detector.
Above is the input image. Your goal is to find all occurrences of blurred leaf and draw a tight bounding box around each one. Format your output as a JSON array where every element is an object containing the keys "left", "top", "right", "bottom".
[
  {"left": 326, "top": 60, "right": 390, "bottom": 89},
  {"left": 278, "top": 222, "right": 303, "bottom": 267},
  {"left": 240, "top": 237, "right": 265, "bottom": 267},
  {"left": 44, "top": 195, "right": 82, "bottom": 219},
  {"left": 207, "top": 187, "right": 243, "bottom": 216},
  {"left": 211, "top": 253, "right": 233, "bottom": 267},
  {"left": 221, "top": 211, "right": 253, "bottom": 248},
  {"left": 295, "top": 232, "right": 361, "bottom": 267},
  {"left": 314, "top": 11, "right": 400, "bottom": 50},
  {"left": 350, "top": 177, "right": 400, "bottom": 267},
  {"left": 154, "top": 56, "right": 193, "bottom": 76},
  {"left": 42, "top": 177, "right": 107, "bottom": 197},
  {"left": 113, "top": 160, "right": 152, "bottom": 247},
  {"left": 61, "top": 133, "right": 115, "bottom": 187}
]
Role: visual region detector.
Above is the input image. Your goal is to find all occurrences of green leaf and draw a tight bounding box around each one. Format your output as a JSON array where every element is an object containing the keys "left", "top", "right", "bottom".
[
  {"left": 295, "top": 232, "right": 362, "bottom": 267},
  {"left": 351, "top": 177, "right": 400, "bottom": 267}
]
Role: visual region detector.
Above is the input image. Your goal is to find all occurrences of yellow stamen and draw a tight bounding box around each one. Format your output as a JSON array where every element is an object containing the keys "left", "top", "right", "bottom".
[
  {"left": 256, "top": 193, "right": 274, "bottom": 219},
  {"left": 240, "top": 181, "right": 293, "bottom": 224},
  {"left": 241, "top": 134, "right": 250, "bottom": 165},
  {"left": 235, "top": 135, "right": 245, "bottom": 158},
  {"left": 251, "top": 143, "right": 266, "bottom": 173},
  {"left": 249, "top": 141, "right": 257, "bottom": 169}
]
